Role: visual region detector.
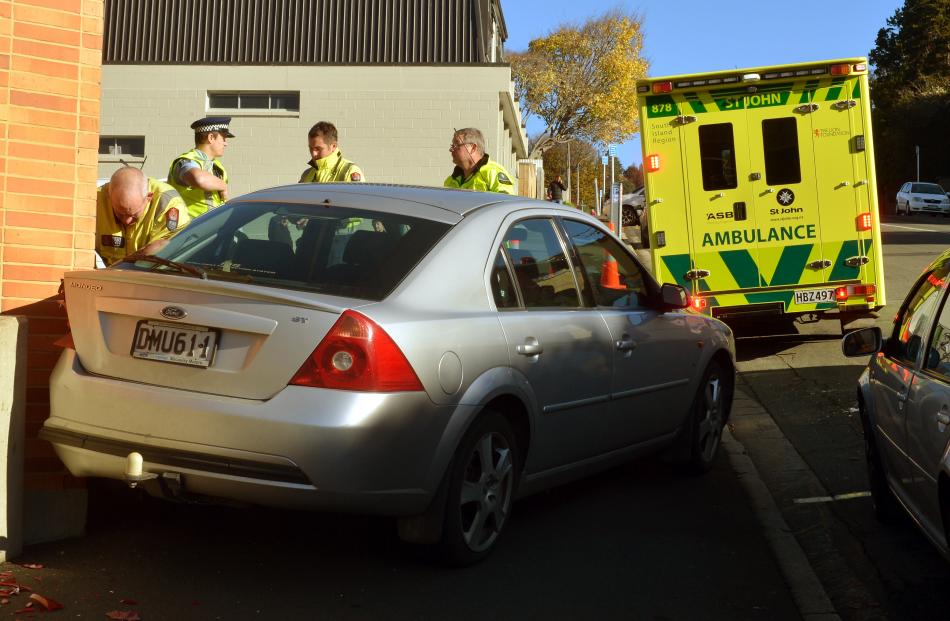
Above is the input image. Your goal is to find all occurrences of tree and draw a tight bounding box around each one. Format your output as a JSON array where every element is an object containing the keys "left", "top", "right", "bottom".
[
  {"left": 542, "top": 139, "right": 600, "bottom": 207},
  {"left": 510, "top": 10, "right": 648, "bottom": 158},
  {"left": 869, "top": 0, "right": 950, "bottom": 194},
  {"left": 622, "top": 163, "right": 643, "bottom": 188}
]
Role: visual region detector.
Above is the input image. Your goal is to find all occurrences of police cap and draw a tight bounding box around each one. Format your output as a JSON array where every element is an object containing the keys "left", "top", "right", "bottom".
[{"left": 190, "top": 116, "right": 235, "bottom": 138}]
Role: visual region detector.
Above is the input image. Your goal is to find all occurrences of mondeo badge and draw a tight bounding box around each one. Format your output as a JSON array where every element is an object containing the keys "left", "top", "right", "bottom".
[{"left": 160, "top": 306, "right": 187, "bottom": 320}]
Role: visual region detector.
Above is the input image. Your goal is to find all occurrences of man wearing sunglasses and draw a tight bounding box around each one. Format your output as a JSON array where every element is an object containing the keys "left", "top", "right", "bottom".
[{"left": 444, "top": 127, "right": 515, "bottom": 194}]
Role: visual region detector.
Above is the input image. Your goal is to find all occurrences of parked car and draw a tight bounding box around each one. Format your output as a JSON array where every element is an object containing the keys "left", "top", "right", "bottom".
[
  {"left": 895, "top": 182, "right": 950, "bottom": 216},
  {"left": 42, "top": 184, "right": 736, "bottom": 565},
  {"left": 842, "top": 248, "right": 950, "bottom": 559},
  {"left": 622, "top": 188, "right": 645, "bottom": 227}
]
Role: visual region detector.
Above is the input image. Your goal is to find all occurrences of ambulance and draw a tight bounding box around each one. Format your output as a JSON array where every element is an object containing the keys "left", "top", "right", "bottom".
[{"left": 637, "top": 58, "right": 884, "bottom": 327}]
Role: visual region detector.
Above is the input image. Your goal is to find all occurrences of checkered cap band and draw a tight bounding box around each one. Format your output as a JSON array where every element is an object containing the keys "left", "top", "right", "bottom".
[{"left": 194, "top": 123, "right": 229, "bottom": 133}]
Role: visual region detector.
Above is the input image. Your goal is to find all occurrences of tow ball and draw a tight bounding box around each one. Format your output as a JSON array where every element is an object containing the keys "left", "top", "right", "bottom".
[{"left": 123, "top": 452, "right": 182, "bottom": 496}]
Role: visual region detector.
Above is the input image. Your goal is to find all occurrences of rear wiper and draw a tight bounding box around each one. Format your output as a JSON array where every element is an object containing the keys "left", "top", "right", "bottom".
[{"left": 119, "top": 254, "right": 207, "bottom": 279}]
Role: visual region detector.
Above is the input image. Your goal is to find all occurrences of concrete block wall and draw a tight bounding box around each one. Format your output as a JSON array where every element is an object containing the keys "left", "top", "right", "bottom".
[
  {"left": 0, "top": 0, "right": 104, "bottom": 545},
  {"left": 99, "top": 65, "right": 528, "bottom": 197}
]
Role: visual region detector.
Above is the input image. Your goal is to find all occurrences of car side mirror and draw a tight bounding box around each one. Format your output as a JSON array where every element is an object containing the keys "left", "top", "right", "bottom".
[
  {"left": 841, "top": 327, "right": 883, "bottom": 357},
  {"left": 660, "top": 283, "right": 689, "bottom": 309}
]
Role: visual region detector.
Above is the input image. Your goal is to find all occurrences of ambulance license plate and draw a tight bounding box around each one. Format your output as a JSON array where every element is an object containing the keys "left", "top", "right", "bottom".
[
  {"left": 794, "top": 288, "right": 836, "bottom": 305},
  {"left": 131, "top": 320, "right": 219, "bottom": 368}
]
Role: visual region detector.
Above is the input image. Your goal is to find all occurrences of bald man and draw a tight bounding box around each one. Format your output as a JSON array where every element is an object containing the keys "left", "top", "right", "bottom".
[{"left": 95, "top": 167, "right": 191, "bottom": 266}]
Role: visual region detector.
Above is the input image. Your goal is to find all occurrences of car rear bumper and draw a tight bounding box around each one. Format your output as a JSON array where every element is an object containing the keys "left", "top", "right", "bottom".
[{"left": 42, "top": 349, "right": 464, "bottom": 515}]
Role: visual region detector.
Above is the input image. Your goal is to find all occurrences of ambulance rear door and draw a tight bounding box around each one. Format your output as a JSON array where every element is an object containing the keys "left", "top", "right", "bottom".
[
  {"left": 742, "top": 79, "right": 829, "bottom": 309},
  {"left": 808, "top": 71, "right": 881, "bottom": 299},
  {"left": 678, "top": 85, "right": 761, "bottom": 300}
]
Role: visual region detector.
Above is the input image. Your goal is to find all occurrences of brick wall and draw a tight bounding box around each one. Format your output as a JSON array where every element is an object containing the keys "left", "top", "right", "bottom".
[{"left": 0, "top": 0, "right": 103, "bottom": 493}]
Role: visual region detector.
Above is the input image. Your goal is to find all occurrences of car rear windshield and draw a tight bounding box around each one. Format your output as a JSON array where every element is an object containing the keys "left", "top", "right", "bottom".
[
  {"left": 123, "top": 201, "right": 451, "bottom": 301},
  {"left": 911, "top": 183, "right": 946, "bottom": 195}
]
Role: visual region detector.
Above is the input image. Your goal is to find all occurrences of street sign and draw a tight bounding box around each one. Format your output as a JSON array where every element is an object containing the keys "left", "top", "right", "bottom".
[
  {"left": 611, "top": 182, "right": 621, "bottom": 203},
  {"left": 608, "top": 144, "right": 618, "bottom": 157},
  {"left": 601, "top": 155, "right": 608, "bottom": 165}
]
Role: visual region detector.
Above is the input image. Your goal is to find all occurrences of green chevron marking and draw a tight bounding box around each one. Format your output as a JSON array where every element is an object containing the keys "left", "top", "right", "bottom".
[
  {"left": 829, "top": 240, "right": 860, "bottom": 281},
  {"left": 769, "top": 244, "right": 813, "bottom": 286},
  {"left": 660, "top": 254, "right": 693, "bottom": 288},
  {"left": 719, "top": 249, "right": 759, "bottom": 289}
]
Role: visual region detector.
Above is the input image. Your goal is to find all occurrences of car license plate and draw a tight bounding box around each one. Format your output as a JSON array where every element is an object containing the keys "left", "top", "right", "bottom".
[
  {"left": 794, "top": 288, "right": 836, "bottom": 305},
  {"left": 131, "top": 320, "right": 219, "bottom": 368}
]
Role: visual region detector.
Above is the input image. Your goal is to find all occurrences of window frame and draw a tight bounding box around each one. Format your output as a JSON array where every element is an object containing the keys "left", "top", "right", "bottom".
[
  {"left": 888, "top": 265, "right": 950, "bottom": 369},
  {"left": 556, "top": 216, "right": 656, "bottom": 310},
  {"left": 207, "top": 91, "right": 301, "bottom": 117},
  {"left": 697, "top": 122, "right": 738, "bottom": 191},
  {"left": 492, "top": 216, "right": 589, "bottom": 312},
  {"left": 761, "top": 117, "right": 802, "bottom": 186},
  {"left": 97, "top": 135, "right": 146, "bottom": 161},
  {"left": 918, "top": 267, "right": 950, "bottom": 382}
]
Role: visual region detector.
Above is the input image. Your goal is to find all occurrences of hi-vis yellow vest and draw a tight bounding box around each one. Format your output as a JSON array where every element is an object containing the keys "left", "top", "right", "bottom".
[
  {"left": 96, "top": 178, "right": 190, "bottom": 267},
  {"left": 168, "top": 148, "right": 229, "bottom": 218},
  {"left": 299, "top": 150, "right": 365, "bottom": 183},
  {"left": 444, "top": 155, "right": 515, "bottom": 194}
]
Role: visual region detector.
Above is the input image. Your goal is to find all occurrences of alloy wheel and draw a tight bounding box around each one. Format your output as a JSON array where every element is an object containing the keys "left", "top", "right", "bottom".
[
  {"left": 696, "top": 375, "right": 724, "bottom": 462},
  {"left": 457, "top": 431, "right": 515, "bottom": 553}
]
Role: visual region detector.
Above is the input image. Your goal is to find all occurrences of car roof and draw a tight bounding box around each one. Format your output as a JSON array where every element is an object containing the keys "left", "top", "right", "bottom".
[{"left": 235, "top": 183, "right": 533, "bottom": 219}]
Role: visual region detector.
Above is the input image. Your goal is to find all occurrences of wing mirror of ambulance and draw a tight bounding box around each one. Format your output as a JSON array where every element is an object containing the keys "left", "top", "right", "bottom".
[{"left": 660, "top": 283, "right": 689, "bottom": 309}]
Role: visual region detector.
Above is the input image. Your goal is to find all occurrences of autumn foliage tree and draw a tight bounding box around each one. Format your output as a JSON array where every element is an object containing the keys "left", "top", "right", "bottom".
[{"left": 510, "top": 10, "right": 648, "bottom": 157}]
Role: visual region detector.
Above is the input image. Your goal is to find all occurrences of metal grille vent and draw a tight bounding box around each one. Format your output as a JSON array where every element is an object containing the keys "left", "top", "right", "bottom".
[{"left": 104, "top": 0, "right": 496, "bottom": 65}]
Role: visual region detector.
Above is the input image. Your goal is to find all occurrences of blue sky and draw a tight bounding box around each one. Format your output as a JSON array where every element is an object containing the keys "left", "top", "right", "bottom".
[{"left": 501, "top": 0, "right": 902, "bottom": 166}]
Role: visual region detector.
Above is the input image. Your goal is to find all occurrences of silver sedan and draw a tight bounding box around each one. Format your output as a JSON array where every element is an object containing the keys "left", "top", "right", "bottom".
[{"left": 42, "top": 183, "right": 736, "bottom": 565}]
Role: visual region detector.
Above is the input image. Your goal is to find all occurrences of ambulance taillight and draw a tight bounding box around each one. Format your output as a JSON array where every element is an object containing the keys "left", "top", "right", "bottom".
[{"left": 691, "top": 297, "right": 707, "bottom": 310}]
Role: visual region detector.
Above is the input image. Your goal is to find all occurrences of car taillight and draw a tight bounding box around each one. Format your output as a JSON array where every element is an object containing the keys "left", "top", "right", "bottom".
[
  {"left": 835, "top": 284, "right": 876, "bottom": 301},
  {"left": 290, "top": 310, "right": 423, "bottom": 392}
]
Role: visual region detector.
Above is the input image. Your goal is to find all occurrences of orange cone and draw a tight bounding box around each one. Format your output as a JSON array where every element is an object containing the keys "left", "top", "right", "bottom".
[{"left": 600, "top": 253, "right": 623, "bottom": 289}]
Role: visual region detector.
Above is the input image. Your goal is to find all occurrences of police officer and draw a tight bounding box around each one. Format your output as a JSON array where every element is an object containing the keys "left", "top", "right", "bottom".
[
  {"left": 444, "top": 127, "right": 515, "bottom": 194},
  {"left": 96, "top": 167, "right": 190, "bottom": 266},
  {"left": 299, "top": 121, "right": 365, "bottom": 183},
  {"left": 168, "top": 116, "right": 233, "bottom": 218}
]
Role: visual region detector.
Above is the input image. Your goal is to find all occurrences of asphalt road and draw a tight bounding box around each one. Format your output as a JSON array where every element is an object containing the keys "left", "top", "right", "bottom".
[
  {"left": 730, "top": 214, "right": 950, "bottom": 621},
  {"left": 2, "top": 456, "right": 799, "bottom": 620}
]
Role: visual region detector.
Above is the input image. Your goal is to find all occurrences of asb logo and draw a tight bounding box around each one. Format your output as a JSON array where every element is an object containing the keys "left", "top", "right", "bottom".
[{"left": 160, "top": 306, "right": 187, "bottom": 320}]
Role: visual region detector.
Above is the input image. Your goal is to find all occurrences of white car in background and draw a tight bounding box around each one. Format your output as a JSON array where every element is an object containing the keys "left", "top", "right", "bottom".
[{"left": 896, "top": 182, "right": 950, "bottom": 216}]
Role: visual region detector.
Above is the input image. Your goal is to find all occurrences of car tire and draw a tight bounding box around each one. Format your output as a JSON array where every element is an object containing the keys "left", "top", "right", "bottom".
[
  {"left": 683, "top": 360, "right": 733, "bottom": 475},
  {"left": 439, "top": 410, "right": 520, "bottom": 566},
  {"left": 861, "top": 410, "right": 902, "bottom": 524}
]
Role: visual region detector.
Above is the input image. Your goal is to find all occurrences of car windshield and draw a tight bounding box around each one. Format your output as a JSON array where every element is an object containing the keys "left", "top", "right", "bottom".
[
  {"left": 911, "top": 183, "right": 946, "bottom": 195},
  {"left": 119, "top": 201, "right": 451, "bottom": 301}
]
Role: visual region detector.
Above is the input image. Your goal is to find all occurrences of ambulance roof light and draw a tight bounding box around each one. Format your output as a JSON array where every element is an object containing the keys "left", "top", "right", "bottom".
[
  {"left": 742, "top": 73, "right": 761, "bottom": 83},
  {"left": 652, "top": 81, "right": 673, "bottom": 94},
  {"left": 830, "top": 64, "right": 852, "bottom": 76}
]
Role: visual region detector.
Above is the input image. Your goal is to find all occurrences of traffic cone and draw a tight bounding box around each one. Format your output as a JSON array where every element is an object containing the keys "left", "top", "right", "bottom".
[{"left": 600, "top": 253, "right": 623, "bottom": 289}]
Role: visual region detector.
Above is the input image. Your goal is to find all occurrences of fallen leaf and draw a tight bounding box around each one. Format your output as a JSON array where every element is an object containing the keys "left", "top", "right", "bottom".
[
  {"left": 13, "top": 602, "right": 33, "bottom": 613},
  {"left": 119, "top": 599, "right": 139, "bottom": 605},
  {"left": 105, "top": 612, "right": 141, "bottom": 620},
  {"left": 17, "top": 564, "right": 43, "bottom": 570},
  {"left": 1, "top": 598, "right": 8, "bottom": 605},
  {"left": 29, "top": 593, "right": 64, "bottom": 611},
  {"left": 0, "top": 581, "right": 31, "bottom": 592}
]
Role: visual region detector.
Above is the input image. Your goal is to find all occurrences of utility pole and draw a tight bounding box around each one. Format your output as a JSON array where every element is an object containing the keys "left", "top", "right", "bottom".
[
  {"left": 916, "top": 145, "right": 920, "bottom": 182},
  {"left": 566, "top": 140, "right": 572, "bottom": 200}
]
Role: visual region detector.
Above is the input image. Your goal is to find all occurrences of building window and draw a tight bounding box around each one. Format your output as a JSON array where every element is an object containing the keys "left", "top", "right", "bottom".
[
  {"left": 98, "top": 136, "right": 145, "bottom": 157},
  {"left": 208, "top": 92, "right": 300, "bottom": 112}
]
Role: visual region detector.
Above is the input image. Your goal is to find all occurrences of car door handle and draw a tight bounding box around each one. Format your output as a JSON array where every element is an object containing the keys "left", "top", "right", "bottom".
[
  {"left": 937, "top": 413, "right": 950, "bottom": 426},
  {"left": 616, "top": 336, "right": 636, "bottom": 352},
  {"left": 516, "top": 338, "right": 543, "bottom": 356}
]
